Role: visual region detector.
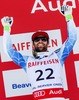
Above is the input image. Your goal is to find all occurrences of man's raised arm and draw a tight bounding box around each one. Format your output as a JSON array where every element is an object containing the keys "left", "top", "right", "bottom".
[
  {"left": 1, "top": 16, "right": 26, "bottom": 71},
  {"left": 56, "top": 5, "right": 77, "bottom": 65}
]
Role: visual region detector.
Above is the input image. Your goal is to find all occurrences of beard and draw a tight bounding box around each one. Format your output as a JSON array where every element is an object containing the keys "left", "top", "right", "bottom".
[
  {"left": 34, "top": 45, "right": 48, "bottom": 52},
  {"left": 35, "top": 47, "right": 47, "bottom": 52}
]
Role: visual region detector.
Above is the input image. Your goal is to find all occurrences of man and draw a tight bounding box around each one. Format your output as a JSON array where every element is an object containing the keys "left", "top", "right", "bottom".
[{"left": 1, "top": 5, "right": 77, "bottom": 100}]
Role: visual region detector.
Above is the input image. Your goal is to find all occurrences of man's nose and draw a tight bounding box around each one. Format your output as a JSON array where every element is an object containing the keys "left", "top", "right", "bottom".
[{"left": 39, "top": 39, "right": 43, "bottom": 42}]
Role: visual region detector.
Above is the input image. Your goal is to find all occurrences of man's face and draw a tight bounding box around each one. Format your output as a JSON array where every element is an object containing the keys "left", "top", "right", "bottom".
[{"left": 33, "top": 36, "right": 49, "bottom": 52}]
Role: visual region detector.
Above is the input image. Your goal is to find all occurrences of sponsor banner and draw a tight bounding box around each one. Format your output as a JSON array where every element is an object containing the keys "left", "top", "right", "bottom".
[
  {"left": 0, "top": 0, "right": 79, "bottom": 100},
  {"left": 31, "top": 0, "right": 76, "bottom": 14},
  {"left": 2, "top": 69, "right": 32, "bottom": 97},
  {"left": 2, "top": 65, "right": 67, "bottom": 98},
  {"left": 74, "top": 61, "right": 79, "bottom": 88},
  {"left": 73, "top": 27, "right": 79, "bottom": 54},
  {"left": 0, "top": 36, "right": 2, "bottom": 54}
]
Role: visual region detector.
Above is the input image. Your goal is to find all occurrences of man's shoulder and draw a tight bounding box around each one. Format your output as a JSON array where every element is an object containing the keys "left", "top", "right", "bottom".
[{"left": 54, "top": 48, "right": 60, "bottom": 53}]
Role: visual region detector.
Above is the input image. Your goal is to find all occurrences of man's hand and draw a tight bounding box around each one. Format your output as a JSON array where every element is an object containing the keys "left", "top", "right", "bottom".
[
  {"left": 1, "top": 16, "right": 13, "bottom": 27},
  {"left": 59, "top": 5, "right": 73, "bottom": 21},
  {"left": 1, "top": 16, "right": 13, "bottom": 32}
]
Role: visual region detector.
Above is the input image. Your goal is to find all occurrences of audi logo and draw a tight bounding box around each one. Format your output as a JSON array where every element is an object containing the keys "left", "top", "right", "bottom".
[{"left": 34, "top": 90, "right": 45, "bottom": 98}]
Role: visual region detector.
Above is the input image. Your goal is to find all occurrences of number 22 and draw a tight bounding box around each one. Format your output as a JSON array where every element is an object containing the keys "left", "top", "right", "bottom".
[{"left": 35, "top": 68, "right": 55, "bottom": 81}]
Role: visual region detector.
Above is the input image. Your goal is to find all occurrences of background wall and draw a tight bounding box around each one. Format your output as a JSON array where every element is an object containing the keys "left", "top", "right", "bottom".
[{"left": 0, "top": 0, "right": 79, "bottom": 100}]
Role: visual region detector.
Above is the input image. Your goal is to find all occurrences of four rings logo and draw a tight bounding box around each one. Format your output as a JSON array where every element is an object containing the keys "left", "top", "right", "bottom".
[{"left": 34, "top": 90, "right": 45, "bottom": 98}]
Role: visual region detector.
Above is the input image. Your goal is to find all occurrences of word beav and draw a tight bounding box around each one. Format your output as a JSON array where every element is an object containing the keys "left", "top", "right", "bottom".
[
  {"left": 12, "top": 83, "right": 31, "bottom": 89},
  {"left": 31, "top": 0, "right": 76, "bottom": 13}
]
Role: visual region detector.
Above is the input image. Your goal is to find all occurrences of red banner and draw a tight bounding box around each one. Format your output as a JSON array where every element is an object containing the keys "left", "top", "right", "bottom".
[{"left": 0, "top": 0, "right": 79, "bottom": 100}]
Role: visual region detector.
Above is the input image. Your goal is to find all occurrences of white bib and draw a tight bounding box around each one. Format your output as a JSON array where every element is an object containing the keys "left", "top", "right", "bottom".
[{"left": 27, "top": 52, "right": 65, "bottom": 100}]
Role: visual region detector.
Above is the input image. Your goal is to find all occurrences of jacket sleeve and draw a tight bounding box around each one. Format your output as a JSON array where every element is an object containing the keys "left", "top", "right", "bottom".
[
  {"left": 56, "top": 19, "right": 77, "bottom": 65},
  {"left": 3, "top": 31, "right": 27, "bottom": 71}
]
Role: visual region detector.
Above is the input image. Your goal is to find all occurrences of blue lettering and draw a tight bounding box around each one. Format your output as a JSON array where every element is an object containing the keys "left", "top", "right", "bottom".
[{"left": 12, "top": 83, "right": 31, "bottom": 89}]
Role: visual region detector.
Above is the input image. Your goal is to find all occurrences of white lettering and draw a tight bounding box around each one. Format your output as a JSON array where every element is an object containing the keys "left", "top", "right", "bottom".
[
  {"left": 48, "top": 0, "right": 61, "bottom": 11},
  {"left": 31, "top": 0, "right": 48, "bottom": 13},
  {"left": 49, "top": 90, "right": 62, "bottom": 94},
  {"left": 31, "top": 0, "right": 76, "bottom": 14}
]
